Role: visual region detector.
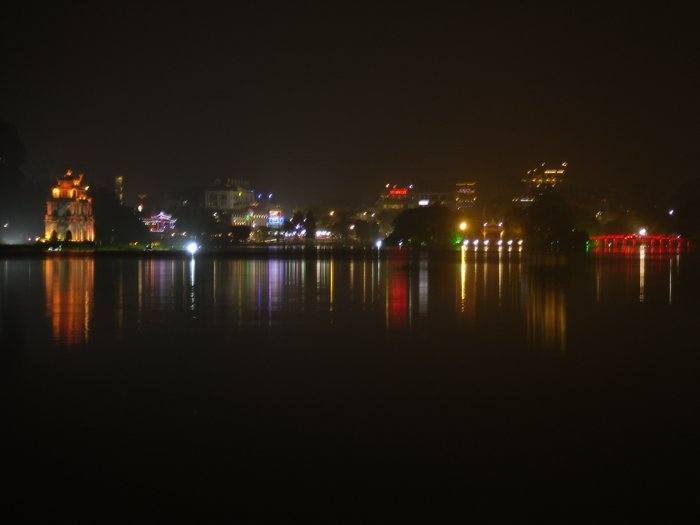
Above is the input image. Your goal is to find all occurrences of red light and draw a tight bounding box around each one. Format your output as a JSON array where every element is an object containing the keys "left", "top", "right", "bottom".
[{"left": 388, "top": 188, "right": 408, "bottom": 196}]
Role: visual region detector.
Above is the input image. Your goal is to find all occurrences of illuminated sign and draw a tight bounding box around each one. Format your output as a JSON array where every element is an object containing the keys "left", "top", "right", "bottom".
[
  {"left": 267, "top": 210, "right": 284, "bottom": 228},
  {"left": 418, "top": 199, "right": 430, "bottom": 206},
  {"left": 388, "top": 188, "right": 409, "bottom": 197}
]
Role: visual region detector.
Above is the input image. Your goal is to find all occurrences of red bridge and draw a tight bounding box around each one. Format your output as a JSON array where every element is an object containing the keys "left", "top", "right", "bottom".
[{"left": 590, "top": 233, "right": 689, "bottom": 251}]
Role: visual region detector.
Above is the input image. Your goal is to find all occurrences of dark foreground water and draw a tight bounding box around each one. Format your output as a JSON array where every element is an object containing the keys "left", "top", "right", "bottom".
[{"left": 2, "top": 249, "right": 699, "bottom": 519}]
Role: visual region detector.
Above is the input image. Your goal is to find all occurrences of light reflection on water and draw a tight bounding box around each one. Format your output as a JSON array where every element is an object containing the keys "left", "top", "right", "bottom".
[
  {"left": 0, "top": 249, "right": 687, "bottom": 349},
  {"left": 43, "top": 258, "right": 94, "bottom": 345}
]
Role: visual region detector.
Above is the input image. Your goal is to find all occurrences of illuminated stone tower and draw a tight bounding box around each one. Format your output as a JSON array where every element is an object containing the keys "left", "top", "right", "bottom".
[{"left": 44, "top": 170, "right": 95, "bottom": 242}]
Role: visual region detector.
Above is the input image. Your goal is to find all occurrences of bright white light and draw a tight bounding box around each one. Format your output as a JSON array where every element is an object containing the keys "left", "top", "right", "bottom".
[
  {"left": 463, "top": 239, "right": 469, "bottom": 246},
  {"left": 497, "top": 240, "right": 503, "bottom": 246},
  {"left": 418, "top": 199, "right": 430, "bottom": 206},
  {"left": 375, "top": 239, "right": 383, "bottom": 249},
  {"left": 268, "top": 193, "right": 273, "bottom": 199},
  {"left": 186, "top": 242, "right": 199, "bottom": 255},
  {"left": 507, "top": 239, "right": 513, "bottom": 246},
  {"left": 484, "top": 239, "right": 490, "bottom": 246},
  {"left": 518, "top": 240, "right": 524, "bottom": 246},
  {"left": 349, "top": 224, "right": 355, "bottom": 230},
  {"left": 498, "top": 222, "right": 503, "bottom": 227},
  {"left": 668, "top": 209, "right": 675, "bottom": 216},
  {"left": 473, "top": 239, "right": 479, "bottom": 245},
  {"left": 639, "top": 228, "right": 648, "bottom": 236},
  {"left": 137, "top": 204, "right": 143, "bottom": 213}
]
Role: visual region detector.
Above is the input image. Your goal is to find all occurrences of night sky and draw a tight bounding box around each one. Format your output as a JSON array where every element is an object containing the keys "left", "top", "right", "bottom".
[{"left": 2, "top": 3, "right": 697, "bottom": 206}]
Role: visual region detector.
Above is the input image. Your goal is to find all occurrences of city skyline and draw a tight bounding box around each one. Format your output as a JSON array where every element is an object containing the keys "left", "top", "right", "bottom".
[{"left": 3, "top": 4, "right": 697, "bottom": 206}]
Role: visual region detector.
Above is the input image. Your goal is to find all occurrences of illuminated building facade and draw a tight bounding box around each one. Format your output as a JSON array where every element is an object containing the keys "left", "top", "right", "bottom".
[
  {"left": 142, "top": 211, "right": 177, "bottom": 233},
  {"left": 230, "top": 201, "right": 284, "bottom": 229},
  {"left": 378, "top": 184, "right": 413, "bottom": 211},
  {"left": 455, "top": 181, "right": 477, "bottom": 210},
  {"left": 416, "top": 191, "right": 450, "bottom": 207},
  {"left": 205, "top": 178, "right": 257, "bottom": 212},
  {"left": 514, "top": 162, "right": 567, "bottom": 207},
  {"left": 523, "top": 162, "right": 567, "bottom": 191},
  {"left": 44, "top": 170, "right": 95, "bottom": 242}
]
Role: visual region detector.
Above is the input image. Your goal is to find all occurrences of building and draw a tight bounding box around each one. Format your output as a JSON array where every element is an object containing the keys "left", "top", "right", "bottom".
[
  {"left": 378, "top": 184, "right": 414, "bottom": 212},
  {"left": 114, "top": 176, "right": 124, "bottom": 205},
  {"left": 231, "top": 207, "right": 280, "bottom": 229},
  {"left": 44, "top": 170, "right": 95, "bottom": 242},
  {"left": 455, "top": 181, "right": 477, "bottom": 210},
  {"left": 522, "top": 162, "right": 567, "bottom": 191},
  {"left": 514, "top": 161, "right": 567, "bottom": 207},
  {"left": 205, "top": 178, "right": 257, "bottom": 212},
  {"left": 416, "top": 191, "right": 451, "bottom": 207},
  {"left": 143, "top": 211, "right": 177, "bottom": 233}
]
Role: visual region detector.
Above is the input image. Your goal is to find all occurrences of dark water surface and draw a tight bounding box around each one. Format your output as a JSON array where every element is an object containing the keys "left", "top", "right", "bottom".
[{"left": 2, "top": 250, "right": 698, "bottom": 518}]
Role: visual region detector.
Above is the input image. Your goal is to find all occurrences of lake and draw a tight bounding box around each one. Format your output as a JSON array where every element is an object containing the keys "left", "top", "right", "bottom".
[{"left": 2, "top": 249, "right": 698, "bottom": 518}]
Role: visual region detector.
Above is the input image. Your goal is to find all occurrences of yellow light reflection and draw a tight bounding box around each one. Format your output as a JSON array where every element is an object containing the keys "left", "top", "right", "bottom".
[
  {"left": 43, "top": 258, "right": 94, "bottom": 345},
  {"left": 639, "top": 245, "right": 646, "bottom": 303},
  {"left": 460, "top": 246, "right": 467, "bottom": 312}
]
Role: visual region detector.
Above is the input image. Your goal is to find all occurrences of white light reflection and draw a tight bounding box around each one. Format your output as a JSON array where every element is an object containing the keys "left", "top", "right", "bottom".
[{"left": 189, "top": 257, "right": 196, "bottom": 313}]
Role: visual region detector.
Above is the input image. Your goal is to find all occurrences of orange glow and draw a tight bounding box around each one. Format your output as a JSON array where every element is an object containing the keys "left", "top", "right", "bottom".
[
  {"left": 44, "top": 258, "right": 94, "bottom": 345},
  {"left": 45, "top": 170, "right": 95, "bottom": 241}
]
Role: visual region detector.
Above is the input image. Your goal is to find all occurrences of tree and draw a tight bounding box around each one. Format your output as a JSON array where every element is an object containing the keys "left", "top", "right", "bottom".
[
  {"left": 387, "top": 205, "right": 457, "bottom": 246},
  {"left": 92, "top": 187, "right": 149, "bottom": 244},
  {"left": 351, "top": 220, "right": 379, "bottom": 243},
  {"left": 511, "top": 192, "right": 587, "bottom": 249}
]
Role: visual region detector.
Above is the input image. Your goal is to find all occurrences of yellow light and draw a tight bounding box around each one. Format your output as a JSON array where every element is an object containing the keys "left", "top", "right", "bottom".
[{"left": 459, "top": 221, "right": 467, "bottom": 232}]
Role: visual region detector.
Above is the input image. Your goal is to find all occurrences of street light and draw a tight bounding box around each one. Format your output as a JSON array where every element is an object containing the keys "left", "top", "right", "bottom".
[
  {"left": 459, "top": 221, "right": 468, "bottom": 232},
  {"left": 186, "top": 241, "right": 199, "bottom": 255},
  {"left": 639, "top": 228, "right": 648, "bottom": 236}
]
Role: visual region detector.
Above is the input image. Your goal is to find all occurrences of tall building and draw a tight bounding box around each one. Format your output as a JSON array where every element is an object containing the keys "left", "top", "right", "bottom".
[
  {"left": 522, "top": 162, "right": 567, "bottom": 191},
  {"left": 114, "top": 175, "right": 124, "bottom": 205},
  {"left": 455, "top": 181, "right": 477, "bottom": 210},
  {"left": 44, "top": 170, "right": 95, "bottom": 242},
  {"left": 205, "top": 178, "right": 257, "bottom": 212},
  {"left": 378, "top": 184, "right": 414, "bottom": 212}
]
